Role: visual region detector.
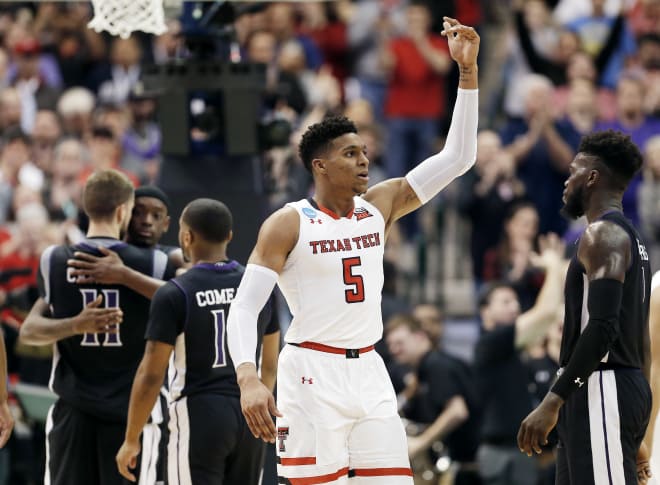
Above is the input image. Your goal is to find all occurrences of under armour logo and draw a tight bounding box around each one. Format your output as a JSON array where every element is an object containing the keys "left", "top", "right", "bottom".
[
  {"left": 310, "top": 219, "right": 322, "bottom": 224},
  {"left": 301, "top": 377, "right": 313, "bottom": 384},
  {"left": 574, "top": 377, "right": 584, "bottom": 387},
  {"left": 277, "top": 427, "right": 289, "bottom": 452}
]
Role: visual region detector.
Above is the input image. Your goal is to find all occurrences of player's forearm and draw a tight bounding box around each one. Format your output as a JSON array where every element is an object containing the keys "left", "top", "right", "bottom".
[
  {"left": 458, "top": 62, "right": 477, "bottom": 90},
  {"left": 20, "top": 300, "right": 78, "bottom": 345},
  {"left": 120, "top": 266, "right": 165, "bottom": 299},
  {"left": 404, "top": 88, "right": 478, "bottom": 205},
  {"left": 416, "top": 396, "right": 469, "bottom": 450},
  {"left": 551, "top": 279, "right": 622, "bottom": 400},
  {"left": 227, "top": 264, "right": 278, "bottom": 368},
  {"left": 125, "top": 364, "right": 166, "bottom": 443}
]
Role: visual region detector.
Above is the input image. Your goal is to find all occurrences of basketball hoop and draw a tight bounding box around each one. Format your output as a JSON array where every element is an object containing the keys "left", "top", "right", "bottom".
[{"left": 88, "top": 0, "right": 168, "bottom": 39}]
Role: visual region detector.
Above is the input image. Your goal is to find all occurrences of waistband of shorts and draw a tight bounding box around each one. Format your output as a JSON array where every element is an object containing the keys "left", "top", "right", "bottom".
[{"left": 288, "top": 341, "right": 375, "bottom": 358}]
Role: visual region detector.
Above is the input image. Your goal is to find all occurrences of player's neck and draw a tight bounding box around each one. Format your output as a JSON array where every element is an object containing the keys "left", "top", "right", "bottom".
[
  {"left": 312, "top": 191, "right": 355, "bottom": 218},
  {"left": 585, "top": 193, "right": 623, "bottom": 223},
  {"left": 192, "top": 249, "right": 228, "bottom": 266},
  {"left": 86, "top": 221, "right": 121, "bottom": 240}
]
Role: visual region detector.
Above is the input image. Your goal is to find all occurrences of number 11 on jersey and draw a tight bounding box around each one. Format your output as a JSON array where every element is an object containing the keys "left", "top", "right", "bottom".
[{"left": 80, "top": 288, "right": 122, "bottom": 347}]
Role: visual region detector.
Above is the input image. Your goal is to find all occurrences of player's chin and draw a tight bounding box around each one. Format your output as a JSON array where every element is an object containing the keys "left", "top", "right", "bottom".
[{"left": 354, "top": 181, "right": 369, "bottom": 193}]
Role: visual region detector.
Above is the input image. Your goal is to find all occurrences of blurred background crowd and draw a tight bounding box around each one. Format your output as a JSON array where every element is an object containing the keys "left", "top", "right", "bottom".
[{"left": 0, "top": 0, "right": 658, "bottom": 484}]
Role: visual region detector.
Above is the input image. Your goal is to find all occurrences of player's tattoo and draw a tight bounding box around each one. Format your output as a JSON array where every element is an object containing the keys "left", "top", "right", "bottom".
[{"left": 459, "top": 66, "right": 473, "bottom": 82}]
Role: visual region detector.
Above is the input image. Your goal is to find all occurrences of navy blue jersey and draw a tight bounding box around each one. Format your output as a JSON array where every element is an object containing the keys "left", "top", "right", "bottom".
[
  {"left": 561, "top": 211, "right": 651, "bottom": 369},
  {"left": 38, "top": 237, "right": 174, "bottom": 422},
  {"left": 146, "top": 261, "right": 278, "bottom": 401}
]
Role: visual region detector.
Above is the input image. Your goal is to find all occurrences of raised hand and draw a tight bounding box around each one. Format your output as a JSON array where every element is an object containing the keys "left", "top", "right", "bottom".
[
  {"left": 441, "top": 17, "right": 480, "bottom": 67},
  {"left": 530, "top": 233, "right": 566, "bottom": 270}
]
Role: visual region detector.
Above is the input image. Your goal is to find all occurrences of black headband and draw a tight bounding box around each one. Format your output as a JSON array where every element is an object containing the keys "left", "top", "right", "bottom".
[{"left": 135, "top": 186, "right": 170, "bottom": 211}]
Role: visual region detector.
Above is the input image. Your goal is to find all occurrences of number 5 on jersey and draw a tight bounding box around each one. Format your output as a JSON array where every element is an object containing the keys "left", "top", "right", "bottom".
[
  {"left": 80, "top": 288, "right": 122, "bottom": 347},
  {"left": 343, "top": 257, "right": 365, "bottom": 303}
]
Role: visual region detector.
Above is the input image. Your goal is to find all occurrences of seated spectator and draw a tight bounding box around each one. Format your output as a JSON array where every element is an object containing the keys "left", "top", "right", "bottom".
[
  {"left": 79, "top": 125, "right": 138, "bottom": 186},
  {"left": 0, "top": 202, "right": 57, "bottom": 330},
  {"left": 56, "top": 87, "right": 95, "bottom": 139},
  {"left": 46, "top": 138, "right": 88, "bottom": 222},
  {"left": 0, "top": 128, "right": 41, "bottom": 224},
  {"left": 121, "top": 86, "right": 162, "bottom": 184},
  {"left": 482, "top": 202, "right": 544, "bottom": 312},
  {"left": 245, "top": 29, "right": 307, "bottom": 116},
  {"left": 0, "top": 88, "right": 22, "bottom": 132},
  {"left": 412, "top": 302, "right": 444, "bottom": 348},
  {"left": 267, "top": 2, "right": 323, "bottom": 70},
  {"left": 386, "top": 314, "right": 481, "bottom": 485},
  {"left": 10, "top": 37, "right": 61, "bottom": 134},
  {"left": 88, "top": 36, "right": 143, "bottom": 105},
  {"left": 31, "top": 109, "right": 62, "bottom": 179}
]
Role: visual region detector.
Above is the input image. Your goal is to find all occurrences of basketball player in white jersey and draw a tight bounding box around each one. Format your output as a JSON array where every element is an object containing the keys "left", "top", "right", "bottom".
[
  {"left": 227, "top": 17, "right": 479, "bottom": 485},
  {"left": 643, "top": 272, "right": 660, "bottom": 484}
]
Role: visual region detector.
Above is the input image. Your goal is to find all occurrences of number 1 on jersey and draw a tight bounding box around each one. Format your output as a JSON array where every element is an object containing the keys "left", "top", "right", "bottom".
[
  {"left": 211, "top": 309, "right": 227, "bottom": 368},
  {"left": 342, "top": 257, "right": 365, "bottom": 303}
]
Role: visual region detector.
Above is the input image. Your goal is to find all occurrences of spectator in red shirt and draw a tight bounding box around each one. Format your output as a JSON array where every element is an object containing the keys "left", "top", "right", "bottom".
[{"left": 381, "top": 0, "right": 451, "bottom": 180}]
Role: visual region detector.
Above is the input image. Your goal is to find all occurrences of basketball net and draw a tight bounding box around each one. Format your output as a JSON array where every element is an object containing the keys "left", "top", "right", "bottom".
[{"left": 88, "top": 0, "right": 168, "bottom": 39}]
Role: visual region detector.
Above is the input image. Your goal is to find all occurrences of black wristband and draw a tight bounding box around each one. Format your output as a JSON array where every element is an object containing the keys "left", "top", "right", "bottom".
[{"left": 551, "top": 278, "right": 623, "bottom": 400}]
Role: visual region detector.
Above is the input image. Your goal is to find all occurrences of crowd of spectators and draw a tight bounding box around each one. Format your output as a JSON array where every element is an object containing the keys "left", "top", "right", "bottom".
[{"left": 0, "top": 0, "right": 658, "bottom": 483}]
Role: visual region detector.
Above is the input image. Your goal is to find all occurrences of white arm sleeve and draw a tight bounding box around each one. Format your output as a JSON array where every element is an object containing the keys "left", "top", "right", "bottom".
[
  {"left": 227, "top": 263, "right": 279, "bottom": 368},
  {"left": 405, "top": 88, "right": 479, "bottom": 204}
]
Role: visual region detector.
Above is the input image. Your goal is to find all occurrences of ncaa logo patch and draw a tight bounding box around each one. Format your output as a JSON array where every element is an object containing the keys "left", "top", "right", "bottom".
[
  {"left": 354, "top": 207, "right": 373, "bottom": 221},
  {"left": 302, "top": 207, "right": 317, "bottom": 218}
]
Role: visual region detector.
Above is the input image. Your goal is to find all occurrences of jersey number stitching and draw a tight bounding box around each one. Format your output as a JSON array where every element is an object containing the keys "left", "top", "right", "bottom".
[
  {"left": 80, "top": 289, "right": 122, "bottom": 347},
  {"left": 211, "top": 309, "right": 227, "bottom": 368},
  {"left": 342, "top": 257, "right": 365, "bottom": 303}
]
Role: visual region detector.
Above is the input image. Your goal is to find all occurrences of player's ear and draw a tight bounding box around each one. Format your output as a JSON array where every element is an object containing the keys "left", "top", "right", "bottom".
[
  {"left": 227, "top": 230, "right": 233, "bottom": 243},
  {"left": 163, "top": 215, "right": 171, "bottom": 233},
  {"left": 312, "top": 158, "right": 326, "bottom": 174}
]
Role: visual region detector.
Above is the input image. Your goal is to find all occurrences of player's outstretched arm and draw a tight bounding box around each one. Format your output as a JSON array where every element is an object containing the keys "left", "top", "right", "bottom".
[
  {"left": 68, "top": 246, "right": 166, "bottom": 299},
  {"left": 0, "top": 329, "right": 13, "bottom": 448},
  {"left": 20, "top": 296, "right": 123, "bottom": 346},
  {"left": 117, "top": 340, "right": 172, "bottom": 482},
  {"left": 228, "top": 207, "right": 297, "bottom": 443},
  {"left": 364, "top": 17, "right": 479, "bottom": 231}
]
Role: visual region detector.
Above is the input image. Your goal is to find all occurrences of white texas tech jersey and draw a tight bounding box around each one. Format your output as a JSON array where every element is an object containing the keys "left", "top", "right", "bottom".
[{"left": 279, "top": 197, "right": 385, "bottom": 348}]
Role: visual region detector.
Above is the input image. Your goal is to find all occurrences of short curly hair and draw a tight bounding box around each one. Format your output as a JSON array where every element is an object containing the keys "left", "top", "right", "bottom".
[
  {"left": 298, "top": 116, "right": 357, "bottom": 173},
  {"left": 579, "top": 130, "right": 643, "bottom": 187}
]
